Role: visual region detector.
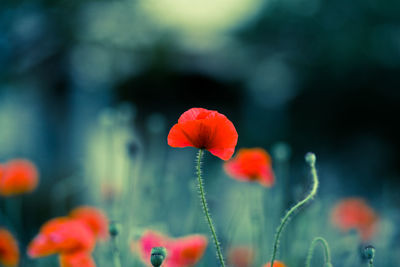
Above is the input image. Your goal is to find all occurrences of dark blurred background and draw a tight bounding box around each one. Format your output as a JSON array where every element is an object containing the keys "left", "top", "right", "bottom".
[{"left": 1, "top": 0, "right": 400, "bottom": 243}]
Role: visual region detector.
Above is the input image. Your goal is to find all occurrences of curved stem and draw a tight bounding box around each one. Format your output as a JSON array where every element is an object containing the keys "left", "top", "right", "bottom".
[
  {"left": 196, "top": 149, "right": 226, "bottom": 267},
  {"left": 270, "top": 153, "right": 319, "bottom": 267},
  {"left": 306, "top": 237, "right": 332, "bottom": 267}
]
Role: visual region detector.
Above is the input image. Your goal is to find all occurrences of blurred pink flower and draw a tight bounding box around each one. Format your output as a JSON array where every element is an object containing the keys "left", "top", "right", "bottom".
[{"left": 134, "top": 230, "right": 208, "bottom": 267}]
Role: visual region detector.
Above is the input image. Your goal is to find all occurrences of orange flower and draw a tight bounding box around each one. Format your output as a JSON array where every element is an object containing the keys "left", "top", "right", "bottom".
[
  {"left": 0, "top": 229, "right": 19, "bottom": 267},
  {"left": 227, "top": 246, "right": 254, "bottom": 267},
  {"left": 135, "top": 230, "right": 208, "bottom": 267},
  {"left": 0, "top": 159, "right": 39, "bottom": 196},
  {"left": 28, "top": 217, "right": 96, "bottom": 258},
  {"left": 168, "top": 108, "right": 238, "bottom": 160},
  {"left": 331, "top": 198, "right": 378, "bottom": 241},
  {"left": 69, "top": 206, "right": 109, "bottom": 240},
  {"left": 264, "top": 260, "right": 287, "bottom": 267},
  {"left": 224, "top": 148, "right": 275, "bottom": 187},
  {"left": 59, "top": 251, "right": 96, "bottom": 267}
]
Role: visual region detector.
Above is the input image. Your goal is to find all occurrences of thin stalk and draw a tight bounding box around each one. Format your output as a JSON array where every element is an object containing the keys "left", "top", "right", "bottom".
[
  {"left": 269, "top": 153, "right": 319, "bottom": 267},
  {"left": 111, "top": 236, "right": 122, "bottom": 267},
  {"left": 196, "top": 149, "right": 226, "bottom": 267},
  {"left": 364, "top": 245, "right": 375, "bottom": 267},
  {"left": 305, "top": 237, "right": 332, "bottom": 267}
]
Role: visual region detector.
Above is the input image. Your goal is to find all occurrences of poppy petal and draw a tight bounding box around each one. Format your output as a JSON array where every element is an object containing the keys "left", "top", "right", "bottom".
[
  {"left": 178, "top": 108, "right": 214, "bottom": 124},
  {"left": 224, "top": 148, "right": 274, "bottom": 186},
  {"left": 168, "top": 235, "right": 208, "bottom": 267},
  {"left": 59, "top": 252, "right": 96, "bottom": 267},
  {"left": 0, "top": 229, "right": 19, "bottom": 267},
  {"left": 167, "top": 123, "right": 198, "bottom": 148},
  {"left": 28, "top": 217, "right": 95, "bottom": 257},
  {"left": 69, "top": 206, "right": 109, "bottom": 240},
  {"left": 264, "top": 260, "right": 287, "bottom": 267}
]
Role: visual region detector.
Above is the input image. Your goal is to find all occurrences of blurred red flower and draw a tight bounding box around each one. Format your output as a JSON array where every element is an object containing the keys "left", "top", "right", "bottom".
[
  {"left": 69, "top": 206, "right": 109, "bottom": 240},
  {"left": 28, "top": 217, "right": 95, "bottom": 258},
  {"left": 0, "top": 159, "right": 39, "bottom": 196},
  {"left": 0, "top": 228, "right": 19, "bottom": 267},
  {"left": 168, "top": 108, "right": 238, "bottom": 160},
  {"left": 167, "top": 235, "right": 208, "bottom": 267},
  {"left": 134, "top": 230, "right": 208, "bottom": 267},
  {"left": 224, "top": 148, "right": 275, "bottom": 187},
  {"left": 264, "top": 260, "right": 287, "bottom": 267},
  {"left": 227, "top": 246, "right": 254, "bottom": 267},
  {"left": 331, "top": 198, "right": 378, "bottom": 241},
  {"left": 59, "top": 251, "right": 96, "bottom": 267}
]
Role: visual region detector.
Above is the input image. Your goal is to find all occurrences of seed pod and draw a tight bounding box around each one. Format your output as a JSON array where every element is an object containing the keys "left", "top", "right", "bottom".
[{"left": 151, "top": 247, "right": 167, "bottom": 267}]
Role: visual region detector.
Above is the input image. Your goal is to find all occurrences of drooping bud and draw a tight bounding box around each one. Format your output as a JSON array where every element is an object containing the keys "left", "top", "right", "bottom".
[{"left": 151, "top": 247, "right": 167, "bottom": 267}]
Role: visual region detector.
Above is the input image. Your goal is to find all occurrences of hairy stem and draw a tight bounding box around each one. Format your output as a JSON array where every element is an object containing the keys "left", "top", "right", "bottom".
[
  {"left": 196, "top": 149, "right": 226, "bottom": 267},
  {"left": 270, "top": 153, "right": 319, "bottom": 267},
  {"left": 306, "top": 237, "right": 332, "bottom": 267}
]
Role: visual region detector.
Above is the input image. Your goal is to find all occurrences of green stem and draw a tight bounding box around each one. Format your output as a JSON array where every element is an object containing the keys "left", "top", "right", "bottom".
[
  {"left": 196, "top": 149, "right": 226, "bottom": 267},
  {"left": 111, "top": 236, "right": 122, "bottom": 267},
  {"left": 270, "top": 153, "right": 319, "bottom": 267},
  {"left": 305, "top": 237, "right": 332, "bottom": 267}
]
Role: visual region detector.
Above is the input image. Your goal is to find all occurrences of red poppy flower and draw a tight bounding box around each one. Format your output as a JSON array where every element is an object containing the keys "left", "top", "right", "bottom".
[
  {"left": 28, "top": 217, "right": 95, "bottom": 258},
  {"left": 0, "top": 229, "right": 19, "bottom": 267},
  {"left": 168, "top": 108, "right": 238, "bottom": 160},
  {"left": 227, "top": 246, "right": 254, "bottom": 267},
  {"left": 331, "top": 198, "right": 378, "bottom": 241},
  {"left": 134, "top": 230, "right": 208, "bottom": 267},
  {"left": 59, "top": 251, "right": 96, "bottom": 267},
  {"left": 0, "top": 159, "right": 39, "bottom": 196},
  {"left": 69, "top": 206, "right": 109, "bottom": 240},
  {"left": 168, "top": 235, "right": 208, "bottom": 267},
  {"left": 264, "top": 260, "right": 287, "bottom": 267},
  {"left": 224, "top": 148, "right": 275, "bottom": 187}
]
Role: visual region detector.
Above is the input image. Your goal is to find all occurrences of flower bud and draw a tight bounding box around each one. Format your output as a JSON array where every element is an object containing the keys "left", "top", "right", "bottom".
[
  {"left": 109, "top": 221, "right": 120, "bottom": 237},
  {"left": 305, "top": 152, "right": 316, "bottom": 166},
  {"left": 363, "top": 245, "right": 375, "bottom": 261},
  {"left": 151, "top": 247, "right": 167, "bottom": 267}
]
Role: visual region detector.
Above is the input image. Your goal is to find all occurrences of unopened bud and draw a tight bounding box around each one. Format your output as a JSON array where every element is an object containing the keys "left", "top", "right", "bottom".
[
  {"left": 109, "top": 221, "right": 121, "bottom": 237},
  {"left": 151, "top": 247, "right": 167, "bottom": 267},
  {"left": 363, "top": 245, "right": 375, "bottom": 261},
  {"left": 305, "top": 152, "right": 316, "bottom": 166}
]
